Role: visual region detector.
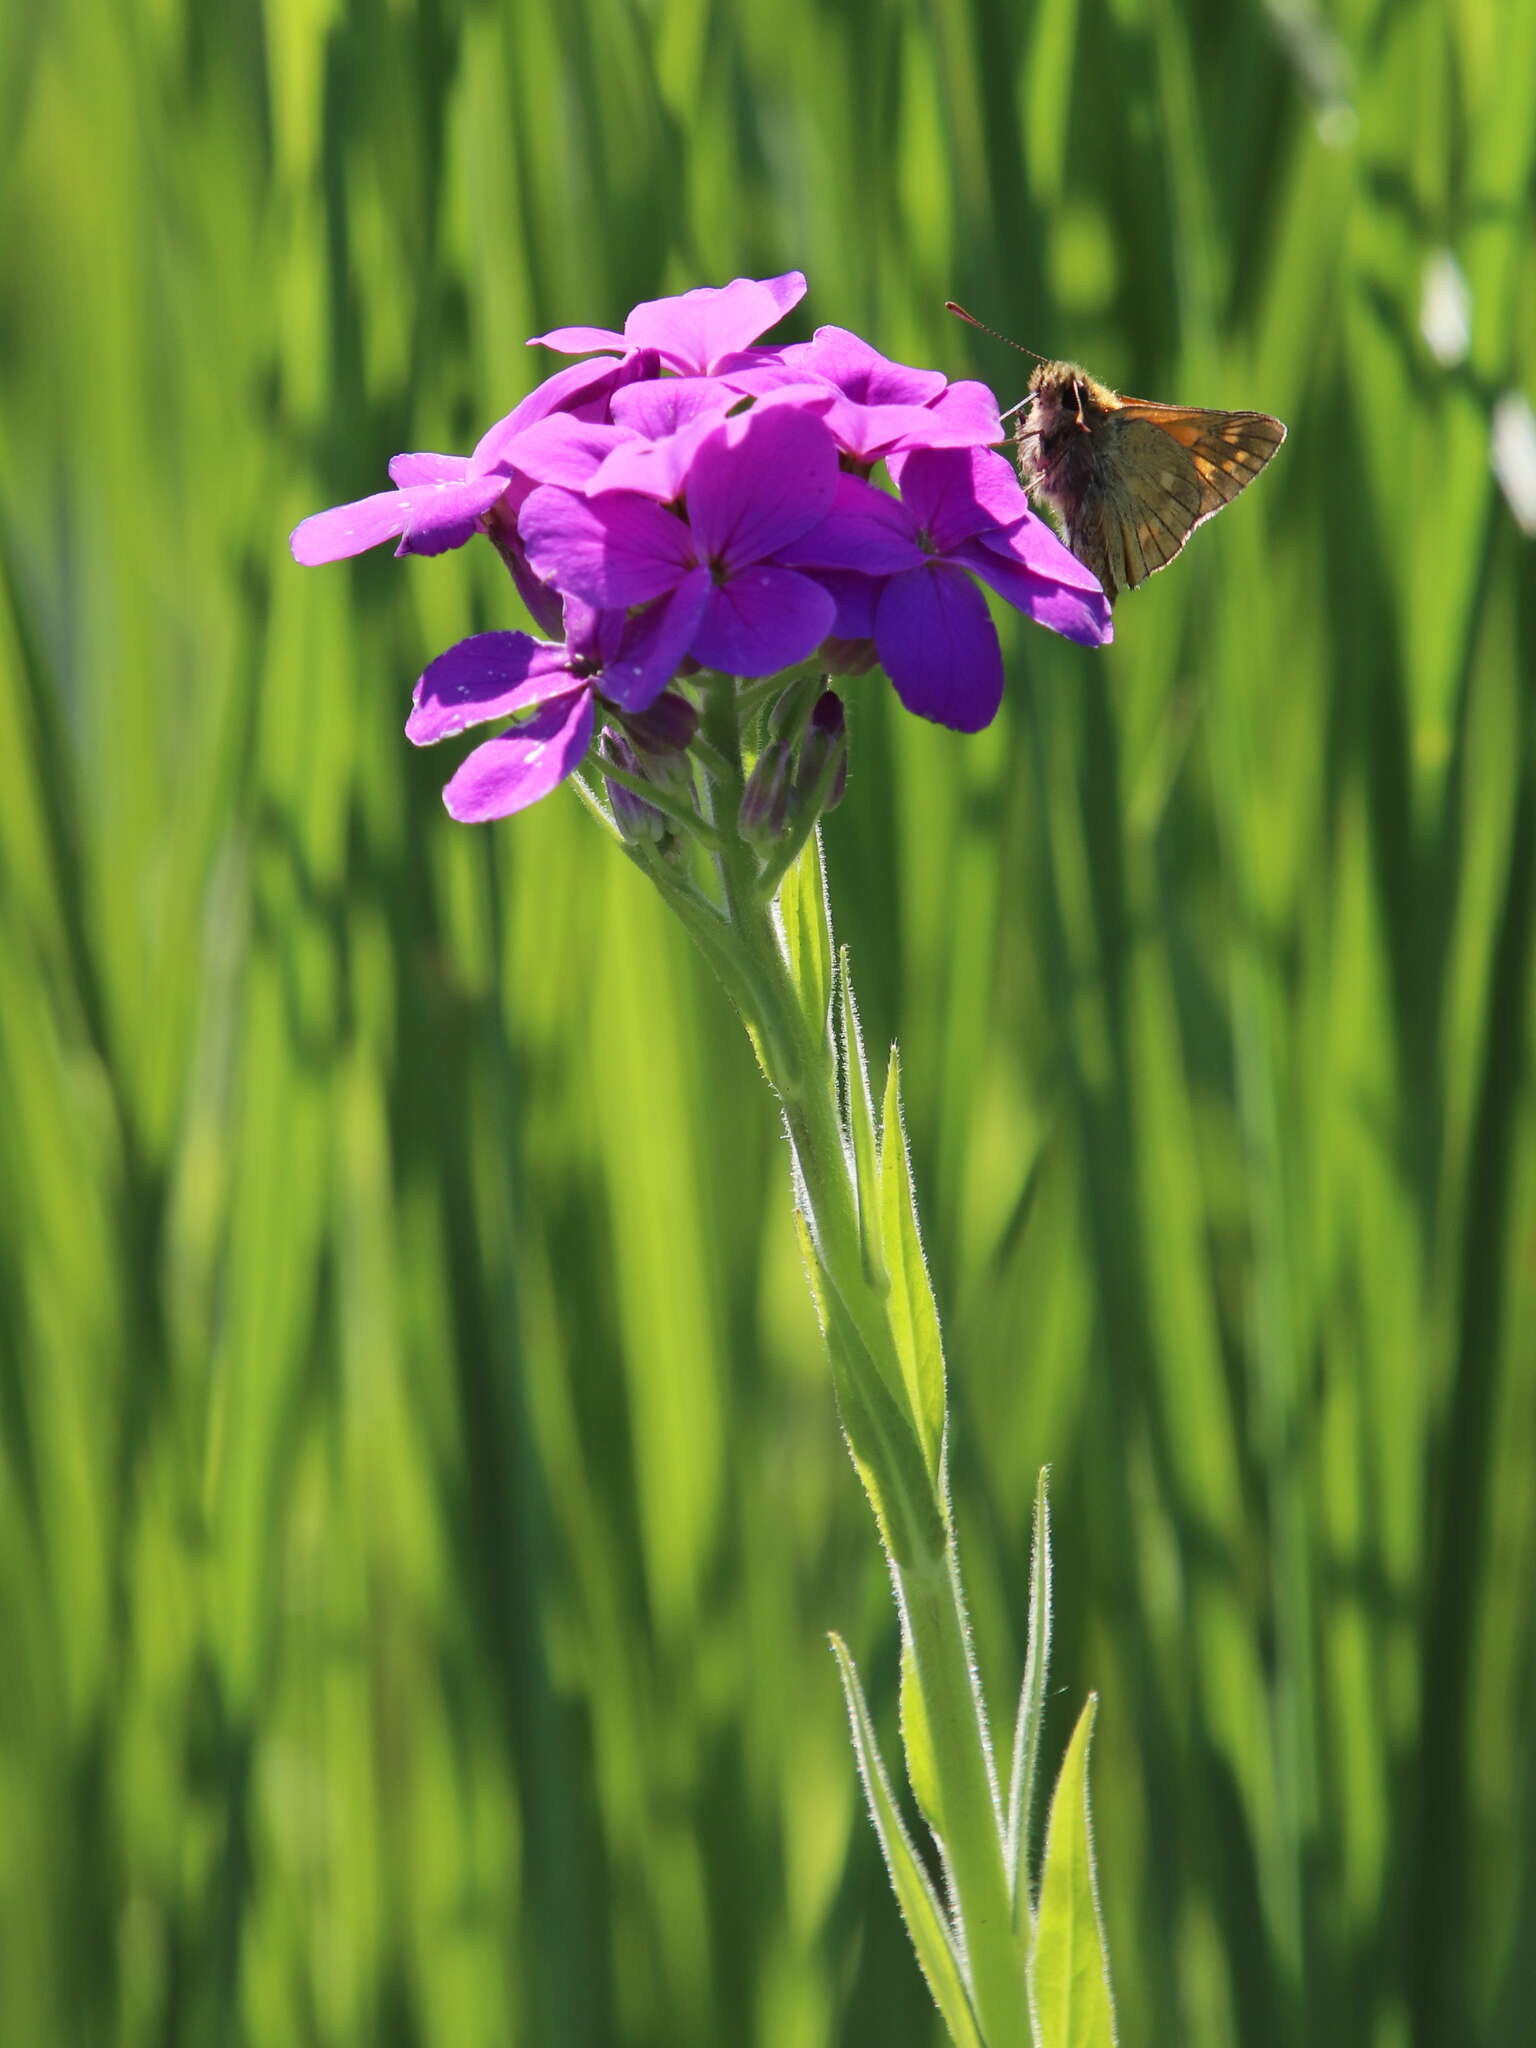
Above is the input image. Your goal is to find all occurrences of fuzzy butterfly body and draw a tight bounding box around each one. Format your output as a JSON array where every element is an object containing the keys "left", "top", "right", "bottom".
[{"left": 1015, "top": 362, "right": 1286, "bottom": 605}]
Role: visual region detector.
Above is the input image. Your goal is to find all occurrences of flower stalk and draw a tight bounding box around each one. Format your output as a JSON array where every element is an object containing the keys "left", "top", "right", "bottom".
[
  {"left": 679, "top": 677, "right": 1030, "bottom": 2038},
  {"left": 293, "top": 267, "right": 1118, "bottom": 2048}
]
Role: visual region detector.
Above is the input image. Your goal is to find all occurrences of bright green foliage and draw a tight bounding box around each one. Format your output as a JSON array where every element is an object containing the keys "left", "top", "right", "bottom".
[
  {"left": 3, "top": 0, "right": 1535, "bottom": 2042},
  {"left": 1008, "top": 1470, "right": 1053, "bottom": 1919},
  {"left": 879, "top": 1048, "right": 949, "bottom": 1486},
  {"left": 1029, "top": 1699, "right": 1117, "bottom": 2047},
  {"left": 836, "top": 951, "right": 887, "bottom": 1293},
  {"left": 779, "top": 832, "right": 834, "bottom": 1042},
  {"left": 833, "top": 1635, "right": 986, "bottom": 2048}
]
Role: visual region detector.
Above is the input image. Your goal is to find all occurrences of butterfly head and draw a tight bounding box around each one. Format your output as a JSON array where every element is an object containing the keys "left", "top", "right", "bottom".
[
  {"left": 1015, "top": 362, "right": 1121, "bottom": 515},
  {"left": 1023, "top": 361, "right": 1118, "bottom": 433}
]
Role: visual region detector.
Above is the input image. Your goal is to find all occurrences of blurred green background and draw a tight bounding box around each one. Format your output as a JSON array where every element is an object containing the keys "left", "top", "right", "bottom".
[{"left": 3, "top": 0, "right": 1534, "bottom": 2041}]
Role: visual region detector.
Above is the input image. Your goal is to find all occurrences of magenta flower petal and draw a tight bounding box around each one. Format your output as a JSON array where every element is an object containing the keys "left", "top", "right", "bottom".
[
  {"left": 560, "top": 596, "right": 625, "bottom": 667},
  {"left": 687, "top": 406, "right": 839, "bottom": 567},
  {"left": 406, "top": 632, "right": 577, "bottom": 745},
  {"left": 885, "top": 446, "right": 1031, "bottom": 552},
  {"left": 504, "top": 417, "right": 635, "bottom": 488},
  {"left": 390, "top": 452, "right": 470, "bottom": 487},
  {"left": 442, "top": 689, "right": 596, "bottom": 823},
  {"left": 519, "top": 485, "right": 696, "bottom": 607},
  {"left": 951, "top": 537, "right": 1113, "bottom": 647},
  {"left": 776, "top": 473, "right": 925, "bottom": 574},
  {"left": 759, "top": 272, "right": 808, "bottom": 318},
  {"left": 472, "top": 352, "right": 661, "bottom": 472},
  {"left": 291, "top": 490, "right": 416, "bottom": 564},
  {"left": 715, "top": 358, "right": 833, "bottom": 402},
  {"left": 972, "top": 510, "right": 1108, "bottom": 595},
  {"left": 815, "top": 398, "right": 958, "bottom": 463},
  {"left": 289, "top": 474, "right": 506, "bottom": 564},
  {"left": 622, "top": 273, "right": 807, "bottom": 373},
  {"left": 876, "top": 563, "right": 1004, "bottom": 732},
  {"left": 691, "top": 566, "right": 835, "bottom": 676},
  {"left": 396, "top": 475, "right": 513, "bottom": 556},
  {"left": 484, "top": 497, "right": 567, "bottom": 638},
  {"left": 524, "top": 323, "right": 627, "bottom": 356},
  {"left": 602, "top": 574, "right": 712, "bottom": 709},
  {"left": 916, "top": 379, "right": 1005, "bottom": 447},
  {"left": 782, "top": 326, "right": 947, "bottom": 407},
  {"left": 806, "top": 569, "right": 881, "bottom": 638},
  {"left": 609, "top": 377, "right": 738, "bottom": 438},
  {"left": 587, "top": 416, "right": 723, "bottom": 502}
]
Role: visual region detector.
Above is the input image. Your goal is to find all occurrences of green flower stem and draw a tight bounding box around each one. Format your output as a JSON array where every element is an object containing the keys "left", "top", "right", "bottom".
[
  {"left": 773, "top": 1023, "right": 1025, "bottom": 2041},
  {"left": 681, "top": 675, "right": 1026, "bottom": 2042}
]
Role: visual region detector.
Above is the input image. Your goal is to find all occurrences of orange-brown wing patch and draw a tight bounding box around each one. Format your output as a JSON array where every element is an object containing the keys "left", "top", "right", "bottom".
[
  {"left": 1073, "top": 422, "right": 1199, "bottom": 598},
  {"left": 1053, "top": 401, "right": 1285, "bottom": 604},
  {"left": 1080, "top": 405, "right": 1286, "bottom": 597},
  {"left": 1118, "top": 403, "right": 1286, "bottom": 519}
]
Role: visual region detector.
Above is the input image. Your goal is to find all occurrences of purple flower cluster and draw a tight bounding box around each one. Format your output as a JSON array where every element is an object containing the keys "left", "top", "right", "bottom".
[{"left": 292, "top": 272, "right": 1112, "bottom": 822}]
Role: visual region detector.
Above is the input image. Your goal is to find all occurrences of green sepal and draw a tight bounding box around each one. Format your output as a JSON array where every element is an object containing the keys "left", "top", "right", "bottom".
[
  {"left": 1028, "top": 1696, "right": 1118, "bottom": 2047},
  {"left": 878, "top": 1047, "right": 947, "bottom": 1486},
  {"left": 830, "top": 1634, "right": 985, "bottom": 2048}
]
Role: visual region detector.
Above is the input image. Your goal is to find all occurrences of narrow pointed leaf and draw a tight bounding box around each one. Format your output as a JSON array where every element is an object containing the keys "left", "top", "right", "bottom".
[
  {"left": 1028, "top": 1697, "right": 1118, "bottom": 2047},
  {"left": 1007, "top": 1467, "right": 1054, "bottom": 1922},
  {"left": 777, "top": 828, "right": 833, "bottom": 1037},
  {"left": 830, "top": 1635, "right": 985, "bottom": 2048},
  {"left": 878, "top": 1047, "right": 947, "bottom": 1481},
  {"left": 838, "top": 949, "right": 887, "bottom": 1288},
  {"left": 792, "top": 1216, "right": 944, "bottom": 1571},
  {"left": 899, "top": 1630, "right": 945, "bottom": 1840}
]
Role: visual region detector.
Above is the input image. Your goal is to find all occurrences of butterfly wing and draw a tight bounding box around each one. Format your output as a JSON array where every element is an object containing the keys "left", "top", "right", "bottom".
[{"left": 1073, "top": 404, "right": 1286, "bottom": 603}]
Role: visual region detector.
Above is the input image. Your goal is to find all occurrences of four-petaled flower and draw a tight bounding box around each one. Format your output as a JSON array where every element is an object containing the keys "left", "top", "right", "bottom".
[
  {"left": 519, "top": 405, "right": 846, "bottom": 680},
  {"left": 406, "top": 594, "right": 696, "bottom": 822},
  {"left": 781, "top": 446, "right": 1110, "bottom": 731}
]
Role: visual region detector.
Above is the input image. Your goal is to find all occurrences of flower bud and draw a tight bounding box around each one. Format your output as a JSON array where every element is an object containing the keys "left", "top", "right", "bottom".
[
  {"left": 626, "top": 689, "right": 699, "bottom": 753},
  {"left": 738, "top": 739, "right": 793, "bottom": 846},
  {"left": 798, "top": 690, "right": 848, "bottom": 810},
  {"left": 600, "top": 730, "right": 668, "bottom": 845},
  {"left": 621, "top": 691, "right": 698, "bottom": 799}
]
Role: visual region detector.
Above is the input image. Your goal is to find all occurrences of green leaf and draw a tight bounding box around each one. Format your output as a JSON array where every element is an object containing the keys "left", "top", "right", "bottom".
[
  {"left": 792, "top": 1215, "right": 945, "bottom": 1572},
  {"left": 1007, "top": 1467, "right": 1054, "bottom": 1923},
  {"left": 899, "top": 1630, "right": 944, "bottom": 1838},
  {"left": 830, "top": 1635, "right": 985, "bottom": 2048},
  {"left": 878, "top": 1047, "right": 947, "bottom": 1482},
  {"left": 777, "top": 828, "right": 832, "bottom": 1038},
  {"left": 838, "top": 949, "right": 886, "bottom": 1289},
  {"left": 1028, "top": 1697, "right": 1118, "bottom": 2047}
]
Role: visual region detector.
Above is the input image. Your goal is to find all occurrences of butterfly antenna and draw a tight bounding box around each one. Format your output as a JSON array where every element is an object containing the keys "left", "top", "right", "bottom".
[{"left": 944, "top": 302, "right": 1049, "bottom": 365}]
